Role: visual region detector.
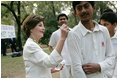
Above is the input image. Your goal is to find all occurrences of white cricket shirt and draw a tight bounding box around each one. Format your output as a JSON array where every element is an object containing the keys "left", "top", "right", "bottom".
[{"left": 67, "top": 21, "right": 115, "bottom": 78}]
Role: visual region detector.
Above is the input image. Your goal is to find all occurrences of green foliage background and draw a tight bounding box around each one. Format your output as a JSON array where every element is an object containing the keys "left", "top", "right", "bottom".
[{"left": 1, "top": 1, "right": 117, "bottom": 46}]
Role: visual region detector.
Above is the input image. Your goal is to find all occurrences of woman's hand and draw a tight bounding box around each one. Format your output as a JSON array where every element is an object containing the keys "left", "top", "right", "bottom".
[
  {"left": 55, "top": 24, "right": 69, "bottom": 54},
  {"left": 51, "top": 67, "right": 60, "bottom": 73},
  {"left": 51, "top": 64, "right": 65, "bottom": 73},
  {"left": 60, "top": 24, "right": 69, "bottom": 40}
]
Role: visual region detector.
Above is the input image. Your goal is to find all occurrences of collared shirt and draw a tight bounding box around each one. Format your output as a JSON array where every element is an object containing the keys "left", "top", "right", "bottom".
[
  {"left": 111, "top": 31, "right": 117, "bottom": 55},
  {"left": 49, "top": 29, "right": 72, "bottom": 65},
  {"left": 23, "top": 38, "right": 62, "bottom": 78},
  {"left": 67, "top": 21, "right": 115, "bottom": 78},
  {"left": 104, "top": 31, "right": 117, "bottom": 78},
  {"left": 111, "top": 31, "right": 117, "bottom": 78},
  {"left": 58, "top": 25, "right": 61, "bottom": 28}
]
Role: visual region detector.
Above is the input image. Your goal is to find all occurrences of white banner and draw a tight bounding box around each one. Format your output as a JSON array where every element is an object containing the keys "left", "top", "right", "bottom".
[{"left": 1, "top": 24, "right": 16, "bottom": 39}]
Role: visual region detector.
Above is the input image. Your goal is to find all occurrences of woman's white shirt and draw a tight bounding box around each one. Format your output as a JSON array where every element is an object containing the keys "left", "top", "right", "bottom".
[{"left": 23, "top": 38, "right": 63, "bottom": 78}]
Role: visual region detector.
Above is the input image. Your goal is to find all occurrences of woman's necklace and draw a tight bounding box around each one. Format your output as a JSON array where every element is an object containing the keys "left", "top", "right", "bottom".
[
  {"left": 30, "top": 34, "right": 40, "bottom": 46},
  {"left": 33, "top": 39, "right": 38, "bottom": 44},
  {"left": 30, "top": 37, "right": 40, "bottom": 46},
  {"left": 30, "top": 38, "right": 43, "bottom": 51}
]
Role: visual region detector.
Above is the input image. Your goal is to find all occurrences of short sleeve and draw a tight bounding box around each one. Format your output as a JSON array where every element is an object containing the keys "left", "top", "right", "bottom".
[{"left": 49, "top": 32, "right": 57, "bottom": 46}]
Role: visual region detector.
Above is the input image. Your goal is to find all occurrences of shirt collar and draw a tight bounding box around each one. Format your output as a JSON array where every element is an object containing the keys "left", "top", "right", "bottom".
[
  {"left": 58, "top": 25, "right": 61, "bottom": 28},
  {"left": 78, "top": 20, "right": 102, "bottom": 36},
  {"left": 111, "top": 31, "right": 117, "bottom": 39}
]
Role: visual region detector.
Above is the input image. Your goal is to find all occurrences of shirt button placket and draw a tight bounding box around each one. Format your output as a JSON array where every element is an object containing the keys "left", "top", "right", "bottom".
[{"left": 93, "top": 33, "right": 98, "bottom": 56}]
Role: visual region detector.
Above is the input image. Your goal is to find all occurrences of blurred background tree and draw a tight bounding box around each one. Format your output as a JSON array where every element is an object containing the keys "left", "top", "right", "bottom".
[
  {"left": 1, "top": 1, "right": 117, "bottom": 47},
  {"left": 1, "top": 1, "right": 23, "bottom": 51}
]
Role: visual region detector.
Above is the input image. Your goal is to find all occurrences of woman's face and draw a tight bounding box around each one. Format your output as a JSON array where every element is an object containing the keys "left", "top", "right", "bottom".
[{"left": 31, "top": 21, "right": 45, "bottom": 39}]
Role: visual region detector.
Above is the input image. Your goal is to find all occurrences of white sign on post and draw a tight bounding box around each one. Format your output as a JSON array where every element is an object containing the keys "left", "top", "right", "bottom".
[{"left": 1, "top": 24, "right": 16, "bottom": 39}]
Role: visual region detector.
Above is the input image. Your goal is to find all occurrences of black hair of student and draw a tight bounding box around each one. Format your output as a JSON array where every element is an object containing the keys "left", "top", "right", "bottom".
[
  {"left": 72, "top": 1, "right": 95, "bottom": 10},
  {"left": 103, "top": 9, "right": 113, "bottom": 13},
  {"left": 57, "top": 13, "right": 68, "bottom": 21},
  {"left": 100, "top": 12, "right": 117, "bottom": 24}
]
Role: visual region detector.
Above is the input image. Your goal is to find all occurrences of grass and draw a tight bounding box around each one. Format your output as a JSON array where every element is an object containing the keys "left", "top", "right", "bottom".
[
  {"left": 1, "top": 55, "right": 25, "bottom": 78},
  {"left": 1, "top": 48, "right": 53, "bottom": 78}
]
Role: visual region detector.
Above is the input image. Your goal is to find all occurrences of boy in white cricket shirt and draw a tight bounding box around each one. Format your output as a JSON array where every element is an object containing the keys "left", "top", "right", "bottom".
[
  {"left": 49, "top": 13, "right": 72, "bottom": 78},
  {"left": 66, "top": 1, "right": 115, "bottom": 78},
  {"left": 100, "top": 12, "right": 117, "bottom": 78}
]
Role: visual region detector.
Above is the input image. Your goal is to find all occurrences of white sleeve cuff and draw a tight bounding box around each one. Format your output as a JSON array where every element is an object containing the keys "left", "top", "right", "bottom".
[{"left": 50, "top": 49, "right": 63, "bottom": 64}]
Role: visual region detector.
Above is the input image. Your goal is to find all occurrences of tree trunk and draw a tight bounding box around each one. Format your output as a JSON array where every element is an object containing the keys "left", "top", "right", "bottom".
[
  {"left": 1, "top": 1, "right": 23, "bottom": 51},
  {"left": 17, "top": 1, "right": 23, "bottom": 51},
  {"left": 51, "top": 1, "right": 56, "bottom": 17}
]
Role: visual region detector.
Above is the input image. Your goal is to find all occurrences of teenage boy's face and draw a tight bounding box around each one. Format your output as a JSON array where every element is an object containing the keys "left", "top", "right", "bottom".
[
  {"left": 58, "top": 16, "right": 68, "bottom": 26},
  {"left": 75, "top": 1, "right": 95, "bottom": 22},
  {"left": 100, "top": 19, "right": 116, "bottom": 34}
]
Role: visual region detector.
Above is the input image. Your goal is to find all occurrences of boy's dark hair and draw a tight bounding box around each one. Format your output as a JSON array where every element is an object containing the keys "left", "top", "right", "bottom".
[
  {"left": 100, "top": 12, "right": 117, "bottom": 24},
  {"left": 72, "top": 1, "right": 95, "bottom": 10},
  {"left": 103, "top": 9, "right": 113, "bottom": 13},
  {"left": 57, "top": 13, "right": 68, "bottom": 21}
]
